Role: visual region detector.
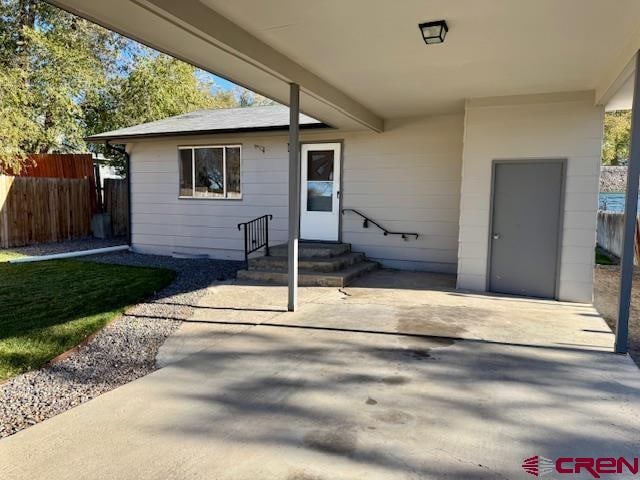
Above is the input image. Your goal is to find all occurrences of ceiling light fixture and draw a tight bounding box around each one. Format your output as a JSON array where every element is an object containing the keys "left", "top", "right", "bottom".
[{"left": 419, "top": 20, "right": 448, "bottom": 45}]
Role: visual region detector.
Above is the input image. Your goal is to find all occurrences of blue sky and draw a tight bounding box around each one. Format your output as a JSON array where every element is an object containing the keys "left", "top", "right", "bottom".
[{"left": 210, "top": 75, "right": 238, "bottom": 92}]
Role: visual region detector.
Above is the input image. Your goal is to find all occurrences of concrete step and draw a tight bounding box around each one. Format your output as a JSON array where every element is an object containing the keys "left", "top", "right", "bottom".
[
  {"left": 269, "top": 242, "right": 351, "bottom": 258},
  {"left": 248, "top": 252, "right": 365, "bottom": 273},
  {"left": 236, "top": 260, "right": 379, "bottom": 287}
]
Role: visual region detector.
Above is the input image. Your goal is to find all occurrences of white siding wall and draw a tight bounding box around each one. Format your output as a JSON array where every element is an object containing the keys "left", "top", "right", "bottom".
[
  {"left": 457, "top": 92, "right": 604, "bottom": 302},
  {"left": 128, "top": 114, "right": 464, "bottom": 271}
]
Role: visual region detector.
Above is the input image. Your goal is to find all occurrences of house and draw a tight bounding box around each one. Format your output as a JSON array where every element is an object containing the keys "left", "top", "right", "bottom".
[
  {"left": 68, "top": 0, "right": 640, "bottom": 350},
  {"left": 88, "top": 98, "right": 601, "bottom": 303}
]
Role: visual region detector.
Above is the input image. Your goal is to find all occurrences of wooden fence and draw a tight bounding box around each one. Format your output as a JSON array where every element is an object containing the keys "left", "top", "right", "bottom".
[
  {"left": 20, "top": 154, "right": 94, "bottom": 179},
  {"left": 14, "top": 154, "right": 99, "bottom": 214},
  {"left": 103, "top": 178, "right": 129, "bottom": 237},
  {"left": 0, "top": 175, "right": 92, "bottom": 248}
]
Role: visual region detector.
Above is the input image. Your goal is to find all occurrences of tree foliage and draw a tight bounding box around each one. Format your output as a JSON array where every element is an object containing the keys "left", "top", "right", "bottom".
[
  {"left": 0, "top": 0, "right": 274, "bottom": 173},
  {"left": 0, "top": 0, "right": 125, "bottom": 172},
  {"left": 84, "top": 55, "right": 239, "bottom": 169},
  {"left": 602, "top": 110, "right": 631, "bottom": 166}
]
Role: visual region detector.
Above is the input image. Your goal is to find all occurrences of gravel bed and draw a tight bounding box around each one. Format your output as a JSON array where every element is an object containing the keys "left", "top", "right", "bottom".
[
  {"left": 4, "top": 237, "right": 128, "bottom": 257},
  {"left": 0, "top": 252, "right": 243, "bottom": 438},
  {"left": 593, "top": 264, "right": 640, "bottom": 366},
  {"left": 600, "top": 165, "right": 627, "bottom": 193}
]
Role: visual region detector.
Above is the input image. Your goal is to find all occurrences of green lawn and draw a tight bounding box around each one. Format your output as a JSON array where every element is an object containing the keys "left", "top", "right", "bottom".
[
  {"left": 0, "top": 259, "right": 175, "bottom": 381},
  {"left": 595, "top": 247, "right": 617, "bottom": 266}
]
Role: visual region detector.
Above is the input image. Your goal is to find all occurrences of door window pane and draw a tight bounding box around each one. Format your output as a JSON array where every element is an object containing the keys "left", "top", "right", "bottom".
[
  {"left": 179, "top": 149, "right": 193, "bottom": 196},
  {"left": 226, "top": 147, "right": 241, "bottom": 198},
  {"left": 194, "top": 148, "right": 223, "bottom": 197},
  {"left": 307, "top": 181, "right": 333, "bottom": 211},
  {"left": 307, "top": 150, "right": 334, "bottom": 211},
  {"left": 308, "top": 150, "right": 334, "bottom": 180}
]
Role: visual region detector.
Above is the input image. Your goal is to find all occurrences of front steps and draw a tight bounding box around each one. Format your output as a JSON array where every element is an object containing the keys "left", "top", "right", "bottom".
[{"left": 236, "top": 242, "right": 378, "bottom": 287}]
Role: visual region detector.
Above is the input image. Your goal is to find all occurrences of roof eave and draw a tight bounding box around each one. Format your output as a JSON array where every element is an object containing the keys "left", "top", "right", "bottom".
[{"left": 85, "top": 122, "right": 331, "bottom": 143}]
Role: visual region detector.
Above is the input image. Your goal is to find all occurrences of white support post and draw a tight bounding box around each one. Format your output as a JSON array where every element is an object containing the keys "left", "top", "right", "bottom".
[
  {"left": 288, "top": 83, "right": 301, "bottom": 311},
  {"left": 616, "top": 51, "right": 640, "bottom": 354}
]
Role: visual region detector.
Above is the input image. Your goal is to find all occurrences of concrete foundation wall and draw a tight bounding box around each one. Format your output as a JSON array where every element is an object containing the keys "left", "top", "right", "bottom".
[
  {"left": 597, "top": 211, "right": 625, "bottom": 258},
  {"left": 597, "top": 211, "right": 638, "bottom": 263},
  {"left": 457, "top": 92, "right": 604, "bottom": 302}
]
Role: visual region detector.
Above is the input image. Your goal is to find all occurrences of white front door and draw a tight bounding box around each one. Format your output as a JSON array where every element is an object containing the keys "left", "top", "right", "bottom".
[{"left": 300, "top": 143, "right": 341, "bottom": 241}]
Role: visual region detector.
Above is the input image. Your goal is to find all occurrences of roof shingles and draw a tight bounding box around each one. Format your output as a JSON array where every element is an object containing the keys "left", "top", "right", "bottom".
[{"left": 86, "top": 105, "right": 324, "bottom": 142}]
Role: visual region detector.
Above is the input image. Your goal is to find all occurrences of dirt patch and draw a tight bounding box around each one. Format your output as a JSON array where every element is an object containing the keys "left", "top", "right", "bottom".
[
  {"left": 401, "top": 349, "right": 432, "bottom": 360},
  {"left": 593, "top": 265, "right": 640, "bottom": 365},
  {"left": 287, "top": 473, "right": 327, "bottom": 480},
  {"left": 303, "top": 426, "right": 358, "bottom": 456},
  {"left": 381, "top": 375, "right": 410, "bottom": 385},
  {"left": 372, "top": 409, "right": 414, "bottom": 425},
  {"left": 396, "top": 305, "right": 479, "bottom": 338}
]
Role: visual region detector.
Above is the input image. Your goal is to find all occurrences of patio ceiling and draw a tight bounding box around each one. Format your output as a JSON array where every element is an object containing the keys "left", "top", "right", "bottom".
[{"left": 49, "top": 0, "right": 640, "bottom": 130}]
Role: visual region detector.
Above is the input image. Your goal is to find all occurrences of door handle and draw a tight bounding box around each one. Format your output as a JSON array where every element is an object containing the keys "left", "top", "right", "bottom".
[
  {"left": 493, "top": 233, "right": 501, "bottom": 240},
  {"left": 336, "top": 190, "right": 341, "bottom": 198}
]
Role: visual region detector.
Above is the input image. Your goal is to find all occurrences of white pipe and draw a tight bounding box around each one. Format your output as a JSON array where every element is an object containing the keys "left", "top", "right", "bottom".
[{"left": 9, "top": 245, "right": 130, "bottom": 264}]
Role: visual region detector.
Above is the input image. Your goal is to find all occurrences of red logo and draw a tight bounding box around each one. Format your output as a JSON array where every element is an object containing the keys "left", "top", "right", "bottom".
[
  {"left": 522, "top": 455, "right": 554, "bottom": 477},
  {"left": 522, "top": 456, "right": 640, "bottom": 478}
]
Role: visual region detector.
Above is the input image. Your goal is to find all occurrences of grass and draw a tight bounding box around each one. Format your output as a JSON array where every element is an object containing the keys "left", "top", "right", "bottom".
[
  {"left": 596, "top": 246, "right": 617, "bottom": 266},
  {"left": 0, "top": 249, "right": 24, "bottom": 262},
  {"left": 0, "top": 259, "right": 175, "bottom": 381}
]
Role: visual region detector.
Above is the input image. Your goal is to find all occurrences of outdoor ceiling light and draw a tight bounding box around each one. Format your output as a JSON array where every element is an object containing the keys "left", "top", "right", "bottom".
[{"left": 419, "top": 20, "right": 448, "bottom": 45}]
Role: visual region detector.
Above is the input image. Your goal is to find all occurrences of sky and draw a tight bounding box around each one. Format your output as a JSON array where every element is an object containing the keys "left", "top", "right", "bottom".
[{"left": 210, "top": 75, "right": 238, "bottom": 92}]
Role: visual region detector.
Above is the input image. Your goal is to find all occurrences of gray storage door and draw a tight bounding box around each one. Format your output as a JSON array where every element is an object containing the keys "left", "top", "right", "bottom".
[{"left": 489, "top": 161, "right": 564, "bottom": 299}]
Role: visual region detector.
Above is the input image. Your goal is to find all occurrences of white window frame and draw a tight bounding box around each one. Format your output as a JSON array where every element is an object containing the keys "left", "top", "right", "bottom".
[{"left": 178, "top": 144, "right": 242, "bottom": 200}]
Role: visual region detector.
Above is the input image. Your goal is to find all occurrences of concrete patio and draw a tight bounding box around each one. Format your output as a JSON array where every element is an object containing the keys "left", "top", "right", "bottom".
[
  {"left": 158, "top": 270, "right": 616, "bottom": 366},
  {"left": 1, "top": 271, "right": 639, "bottom": 480}
]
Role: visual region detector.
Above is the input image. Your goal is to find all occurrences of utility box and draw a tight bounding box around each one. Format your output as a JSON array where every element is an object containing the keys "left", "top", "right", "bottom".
[{"left": 91, "top": 213, "right": 112, "bottom": 239}]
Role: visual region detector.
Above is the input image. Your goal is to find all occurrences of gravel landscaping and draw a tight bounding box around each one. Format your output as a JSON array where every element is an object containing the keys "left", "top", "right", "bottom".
[
  {"left": 593, "top": 264, "right": 640, "bottom": 366},
  {"left": 0, "top": 251, "right": 242, "bottom": 438},
  {"left": 600, "top": 165, "right": 627, "bottom": 193},
  {"left": 1, "top": 237, "right": 128, "bottom": 258}
]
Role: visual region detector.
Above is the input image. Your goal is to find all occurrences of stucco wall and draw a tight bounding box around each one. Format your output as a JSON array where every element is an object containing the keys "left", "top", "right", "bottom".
[
  {"left": 128, "top": 114, "right": 463, "bottom": 272},
  {"left": 457, "top": 92, "right": 604, "bottom": 302}
]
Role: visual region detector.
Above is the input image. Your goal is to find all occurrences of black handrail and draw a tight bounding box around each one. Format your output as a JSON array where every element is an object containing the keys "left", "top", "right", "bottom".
[
  {"left": 342, "top": 209, "right": 419, "bottom": 240},
  {"left": 237, "top": 214, "right": 273, "bottom": 265}
]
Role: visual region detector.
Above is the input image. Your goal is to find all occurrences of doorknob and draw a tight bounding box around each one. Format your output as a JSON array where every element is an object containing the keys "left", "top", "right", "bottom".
[{"left": 493, "top": 233, "right": 501, "bottom": 240}]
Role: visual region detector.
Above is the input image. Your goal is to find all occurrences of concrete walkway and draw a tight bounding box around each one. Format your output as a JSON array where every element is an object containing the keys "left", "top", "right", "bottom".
[{"left": 1, "top": 271, "right": 639, "bottom": 480}]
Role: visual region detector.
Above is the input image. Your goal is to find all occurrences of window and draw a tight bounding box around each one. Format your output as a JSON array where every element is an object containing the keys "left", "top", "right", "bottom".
[{"left": 178, "top": 145, "right": 241, "bottom": 199}]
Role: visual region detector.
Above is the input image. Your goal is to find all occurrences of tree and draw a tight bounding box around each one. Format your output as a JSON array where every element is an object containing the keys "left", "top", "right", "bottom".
[
  {"left": 86, "top": 54, "right": 236, "bottom": 136},
  {"left": 0, "top": 67, "right": 38, "bottom": 173},
  {"left": 0, "top": 0, "right": 123, "bottom": 172},
  {"left": 602, "top": 110, "right": 631, "bottom": 166},
  {"left": 84, "top": 53, "right": 238, "bottom": 171},
  {"left": 235, "top": 87, "right": 277, "bottom": 107},
  {"left": 0, "top": 0, "right": 277, "bottom": 174}
]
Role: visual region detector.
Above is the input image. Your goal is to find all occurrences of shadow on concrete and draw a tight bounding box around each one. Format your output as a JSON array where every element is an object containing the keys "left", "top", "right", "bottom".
[{"left": 139, "top": 319, "right": 640, "bottom": 479}]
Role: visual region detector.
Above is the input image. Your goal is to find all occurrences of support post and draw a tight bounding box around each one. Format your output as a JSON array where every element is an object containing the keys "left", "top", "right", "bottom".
[
  {"left": 616, "top": 51, "right": 640, "bottom": 354},
  {"left": 288, "top": 83, "right": 301, "bottom": 311}
]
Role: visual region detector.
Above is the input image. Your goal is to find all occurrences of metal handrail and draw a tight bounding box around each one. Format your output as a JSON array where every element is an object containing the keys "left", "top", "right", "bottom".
[
  {"left": 237, "top": 214, "right": 273, "bottom": 265},
  {"left": 342, "top": 209, "right": 419, "bottom": 240}
]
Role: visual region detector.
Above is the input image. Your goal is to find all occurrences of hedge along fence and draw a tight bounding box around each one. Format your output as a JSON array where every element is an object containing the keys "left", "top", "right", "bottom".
[
  {"left": 0, "top": 175, "right": 92, "bottom": 248},
  {"left": 597, "top": 211, "right": 640, "bottom": 264}
]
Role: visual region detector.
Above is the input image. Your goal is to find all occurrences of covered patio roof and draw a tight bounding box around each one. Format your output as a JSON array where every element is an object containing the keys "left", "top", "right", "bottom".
[{"left": 49, "top": 0, "right": 640, "bottom": 131}]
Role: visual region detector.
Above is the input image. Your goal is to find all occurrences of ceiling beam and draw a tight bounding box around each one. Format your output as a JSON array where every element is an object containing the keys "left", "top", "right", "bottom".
[{"left": 47, "top": 0, "right": 384, "bottom": 132}]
